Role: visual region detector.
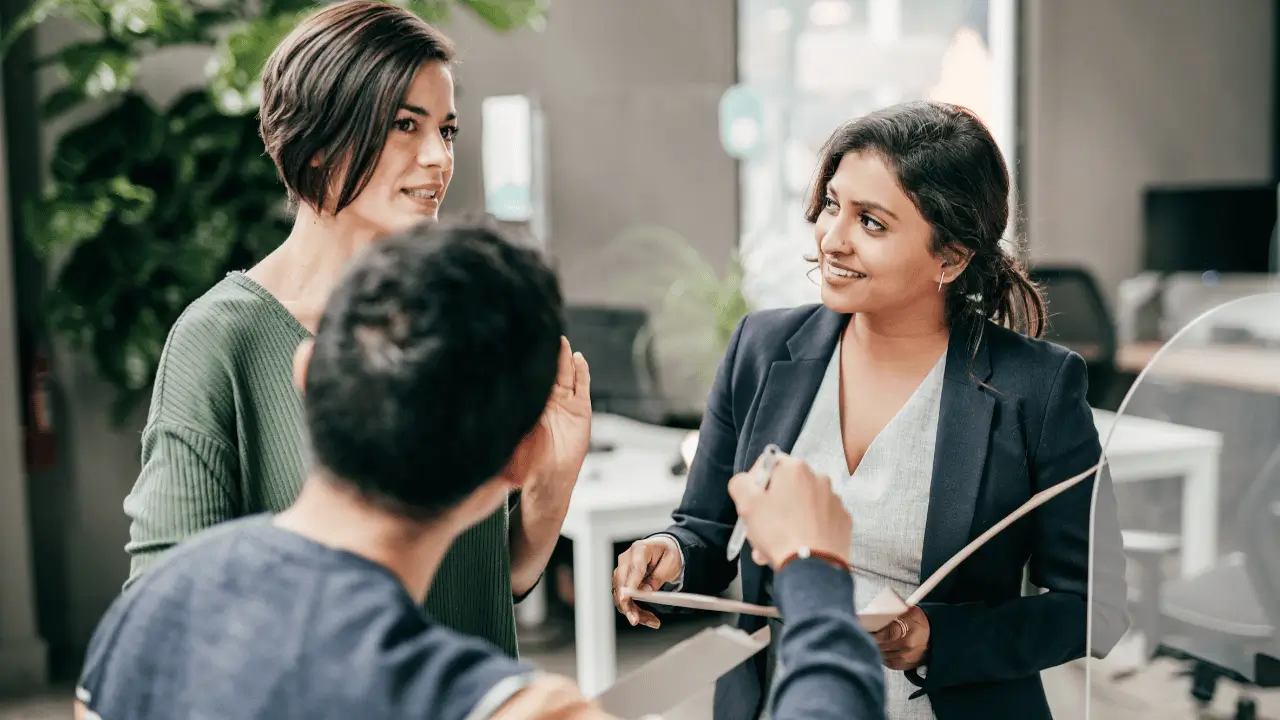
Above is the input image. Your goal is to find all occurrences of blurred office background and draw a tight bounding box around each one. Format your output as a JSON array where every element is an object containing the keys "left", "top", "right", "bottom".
[{"left": 0, "top": 0, "right": 1278, "bottom": 718}]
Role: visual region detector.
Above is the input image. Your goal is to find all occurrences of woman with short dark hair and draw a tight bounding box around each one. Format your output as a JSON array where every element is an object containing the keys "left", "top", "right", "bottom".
[{"left": 122, "top": 0, "right": 584, "bottom": 658}]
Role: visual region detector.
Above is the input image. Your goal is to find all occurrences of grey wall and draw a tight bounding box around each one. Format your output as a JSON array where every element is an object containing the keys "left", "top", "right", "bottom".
[
  {"left": 20, "top": 0, "right": 737, "bottom": 676},
  {"left": 1021, "top": 0, "right": 1275, "bottom": 303},
  {"left": 440, "top": 2, "right": 738, "bottom": 303}
]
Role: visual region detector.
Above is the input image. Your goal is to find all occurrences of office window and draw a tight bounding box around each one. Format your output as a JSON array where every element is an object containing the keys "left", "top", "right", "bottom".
[{"left": 735, "top": 0, "right": 1017, "bottom": 308}]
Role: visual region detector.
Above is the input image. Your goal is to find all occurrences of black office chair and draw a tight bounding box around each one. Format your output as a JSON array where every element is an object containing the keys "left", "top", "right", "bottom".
[
  {"left": 1151, "top": 444, "right": 1280, "bottom": 720},
  {"left": 1029, "top": 265, "right": 1119, "bottom": 409}
]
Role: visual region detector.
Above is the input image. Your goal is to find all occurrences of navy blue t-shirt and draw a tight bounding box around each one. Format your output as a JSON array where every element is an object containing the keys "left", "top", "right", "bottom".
[{"left": 77, "top": 517, "right": 533, "bottom": 719}]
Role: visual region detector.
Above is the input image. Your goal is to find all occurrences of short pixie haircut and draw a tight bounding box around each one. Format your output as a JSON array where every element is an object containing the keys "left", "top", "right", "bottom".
[{"left": 258, "top": 1, "right": 455, "bottom": 214}]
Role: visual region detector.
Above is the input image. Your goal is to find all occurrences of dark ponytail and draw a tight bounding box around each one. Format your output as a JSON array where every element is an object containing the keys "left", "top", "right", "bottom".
[
  {"left": 992, "top": 252, "right": 1046, "bottom": 338},
  {"left": 945, "top": 246, "right": 1046, "bottom": 339}
]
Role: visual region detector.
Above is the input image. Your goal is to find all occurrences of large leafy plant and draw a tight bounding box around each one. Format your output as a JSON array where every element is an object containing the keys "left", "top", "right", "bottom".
[
  {"left": 1, "top": 0, "right": 548, "bottom": 422},
  {"left": 598, "top": 226, "right": 751, "bottom": 404}
]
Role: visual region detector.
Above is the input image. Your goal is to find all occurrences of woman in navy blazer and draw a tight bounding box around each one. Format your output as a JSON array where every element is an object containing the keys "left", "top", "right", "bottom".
[{"left": 613, "top": 102, "right": 1130, "bottom": 720}]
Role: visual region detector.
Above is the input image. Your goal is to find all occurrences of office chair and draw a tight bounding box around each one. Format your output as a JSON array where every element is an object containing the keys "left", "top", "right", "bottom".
[
  {"left": 1151, "top": 444, "right": 1280, "bottom": 720},
  {"left": 1029, "top": 265, "right": 1119, "bottom": 409},
  {"left": 563, "top": 305, "right": 666, "bottom": 426}
]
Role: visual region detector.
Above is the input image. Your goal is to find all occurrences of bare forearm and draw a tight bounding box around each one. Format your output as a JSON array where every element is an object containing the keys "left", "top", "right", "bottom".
[{"left": 509, "top": 485, "right": 571, "bottom": 597}]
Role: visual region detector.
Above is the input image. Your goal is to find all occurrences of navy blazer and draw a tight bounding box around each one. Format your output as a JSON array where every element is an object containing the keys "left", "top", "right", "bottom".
[
  {"left": 758, "top": 559, "right": 888, "bottom": 720},
  {"left": 662, "top": 305, "right": 1130, "bottom": 720}
]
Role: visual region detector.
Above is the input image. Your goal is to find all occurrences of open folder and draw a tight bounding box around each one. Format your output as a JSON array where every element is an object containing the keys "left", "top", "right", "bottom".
[
  {"left": 623, "top": 457, "right": 1103, "bottom": 628},
  {"left": 597, "top": 458, "right": 1107, "bottom": 717}
]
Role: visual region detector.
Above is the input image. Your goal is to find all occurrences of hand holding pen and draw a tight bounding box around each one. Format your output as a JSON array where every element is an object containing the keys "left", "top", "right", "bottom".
[
  {"left": 726, "top": 450, "right": 852, "bottom": 571},
  {"left": 612, "top": 444, "right": 781, "bottom": 628},
  {"left": 612, "top": 446, "right": 851, "bottom": 628},
  {"left": 726, "top": 444, "right": 780, "bottom": 561}
]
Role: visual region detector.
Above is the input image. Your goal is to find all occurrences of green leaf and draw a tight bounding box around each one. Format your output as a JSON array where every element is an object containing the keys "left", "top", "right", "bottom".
[
  {"left": 43, "top": 222, "right": 119, "bottom": 324},
  {"left": 192, "top": 9, "right": 239, "bottom": 28},
  {"left": 458, "top": 0, "right": 550, "bottom": 31},
  {"left": 46, "top": 41, "right": 138, "bottom": 106},
  {"left": 107, "top": 176, "right": 158, "bottom": 225},
  {"left": 262, "top": 0, "right": 325, "bottom": 15},
  {"left": 115, "top": 92, "right": 166, "bottom": 161},
  {"left": 0, "top": 0, "right": 105, "bottom": 57},
  {"left": 108, "top": 0, "right": 196, "bottom": 42},
  {"left": 24, "top": 174, "right": 156, "bottom": 261},
  {"left": 25, "top": 192, "right": 111, "bottom": 260},
  {"left": 405, "top": 0, "right": 454, "bottom": 23},
  {"left": 205, "top": 11, "right": 306, "bottom": 114},
  {"left": 40, "top": 86, "right": 87, "bottom": 119},
  {"left": 48, "top": 93, "right": 162, "bottom": 182}
]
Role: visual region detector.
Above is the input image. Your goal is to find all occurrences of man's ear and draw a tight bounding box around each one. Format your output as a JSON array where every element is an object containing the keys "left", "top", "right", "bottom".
[{"left": 293, "top": 339, "right": 315, "bottom": 393}]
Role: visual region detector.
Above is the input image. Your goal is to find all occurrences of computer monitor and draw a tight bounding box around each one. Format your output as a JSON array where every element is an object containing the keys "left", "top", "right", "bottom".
[
  {"left": 1142, "top": 184, "right": 1278, "bottom": 274},
  {"left": 563, "top": 306, "right": 666, "bottom": 424}
]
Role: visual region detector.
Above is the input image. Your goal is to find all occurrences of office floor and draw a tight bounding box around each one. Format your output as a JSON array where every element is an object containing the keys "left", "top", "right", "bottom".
[{"left": 2, "top": 621, "right": 1276, "bottom": 719}]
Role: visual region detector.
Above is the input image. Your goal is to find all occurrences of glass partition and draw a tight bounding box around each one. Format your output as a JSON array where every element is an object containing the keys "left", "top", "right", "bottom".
[{"left": 1087, "top": 293, "right": 1280, "bottom": 719}]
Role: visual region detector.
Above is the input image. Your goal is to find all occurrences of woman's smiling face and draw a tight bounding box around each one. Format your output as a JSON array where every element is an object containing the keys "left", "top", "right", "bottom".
[
  {"left": 813, "top": 151, "right": 947, "bottom": 317},
  {"left": 334, "top": 61, "right": 458, "bottom": 236}
]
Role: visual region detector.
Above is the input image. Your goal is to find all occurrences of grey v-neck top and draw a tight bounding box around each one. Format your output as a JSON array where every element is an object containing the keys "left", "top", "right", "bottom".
[{"left": 770, "top": 344, "right": 946, "bottom": 720}]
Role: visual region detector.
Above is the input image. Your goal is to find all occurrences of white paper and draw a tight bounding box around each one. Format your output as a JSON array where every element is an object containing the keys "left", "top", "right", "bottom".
[
  {"left": 595, "top": 625, "right": 772, "bottom": 719},
  {"left": 856, "top": 587, "right": 912, "bottom": 633},
  {"left": 622, "top": 586, "right": 910, "bottom": 632},
  {"left": 622, "top": 588, "right": 779, "bottom": 618}
]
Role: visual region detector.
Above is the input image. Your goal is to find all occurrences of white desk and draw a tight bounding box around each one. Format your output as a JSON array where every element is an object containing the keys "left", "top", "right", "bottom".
[
  {"left": 1092, "top": 409, "right": 1223, "bottom": 578},
  {"left": 563, "top": 410, "right": 1223, "bottom": 696},
  {"left": 560, "top": 414, "right": 689, "bottom": 696}
]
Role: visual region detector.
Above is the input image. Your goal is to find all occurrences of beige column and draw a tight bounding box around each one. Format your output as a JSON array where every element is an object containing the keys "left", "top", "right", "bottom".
[{"left": 0, "top": 60, "right": 48, "bottom": 695}]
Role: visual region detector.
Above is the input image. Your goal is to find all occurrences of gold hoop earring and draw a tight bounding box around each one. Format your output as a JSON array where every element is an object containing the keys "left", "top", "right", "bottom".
[{"left": 937, "top": 275, "right": 945, "bottom": 292}]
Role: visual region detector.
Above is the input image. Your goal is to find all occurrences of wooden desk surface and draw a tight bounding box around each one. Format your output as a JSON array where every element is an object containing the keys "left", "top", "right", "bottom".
[{"left": 1117, "top": 342, "right": 1280, "bottom": 395}]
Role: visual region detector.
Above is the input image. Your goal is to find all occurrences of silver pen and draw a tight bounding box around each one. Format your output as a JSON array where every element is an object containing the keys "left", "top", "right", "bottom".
[{"left": 726, "top": 444, "right": 781, "bottom": 561}]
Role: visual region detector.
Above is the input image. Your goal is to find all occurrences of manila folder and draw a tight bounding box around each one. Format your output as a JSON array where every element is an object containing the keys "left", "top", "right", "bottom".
[{"left": 594, "top": 625, "right": 771, "bottom": 719}]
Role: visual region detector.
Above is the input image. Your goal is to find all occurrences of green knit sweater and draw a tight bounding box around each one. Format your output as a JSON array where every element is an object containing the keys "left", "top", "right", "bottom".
[{"left": 122, "top": 272, "right": 519, "bottom": 657}]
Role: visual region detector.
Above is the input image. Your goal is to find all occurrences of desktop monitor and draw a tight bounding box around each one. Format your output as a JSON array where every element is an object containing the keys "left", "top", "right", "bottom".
[
  {"left": 1142, "top": 185, "right": 1278, "bottom": 274},
  {"left": 563, "top": 306, "right": 665, "bottom": 424}
]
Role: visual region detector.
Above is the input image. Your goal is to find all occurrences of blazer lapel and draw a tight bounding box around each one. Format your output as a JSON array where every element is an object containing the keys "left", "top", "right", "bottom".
[
  {"left": 740, "top": 307, "right": 848, "bottom": 470},
  {"left": 919, "top": 319, "right": 995, "bottom": 596}
]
